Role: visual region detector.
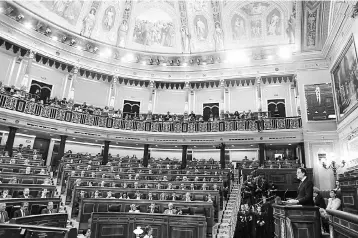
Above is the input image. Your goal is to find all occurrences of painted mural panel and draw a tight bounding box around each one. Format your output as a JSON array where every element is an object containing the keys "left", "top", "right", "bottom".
[
  {"left": 231, "top": 14, "right": 246, "bottom": 40},
  {"left": 102, "top": 6, "right": 116, "bottom": 31},
  {"left": 40, "top": 0, "right": 84, "bottom": 25},
  {"left": 332, "top": 36, "right": 358, "bottom": 121},
  {"left": 266, "top": 9, "right": 281, "bottom": 36},
  {"left": 193, "top": 15, "right": 208, "bottom": 41},
  {"left": 132, "top": 8, "right": 175, "bottom": 47},
  {"left": 304, "top": 83, "right": 335, "bottom": 121}
]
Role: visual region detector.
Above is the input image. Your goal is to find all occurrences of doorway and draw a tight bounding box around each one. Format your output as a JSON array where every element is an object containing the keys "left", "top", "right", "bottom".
[
  {"left": 267, "top": 99, "right": 286, "bottom": 117},
  {"left": 29, "top": 80, "right": 53, "bottom": 102},
  {"left": 123, "top": 100, "right": 140, "bottom": 119},
  {"left": 203, "top": 103, "right": 219, "bottom": 121},
  {"left": 33, "top": 137, "right": 50, "bottom": 163}
]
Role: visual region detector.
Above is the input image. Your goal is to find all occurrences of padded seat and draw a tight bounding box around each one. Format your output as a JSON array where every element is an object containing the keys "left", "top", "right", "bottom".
[
  {"left": 193, "top": 207, "right": 207, "bottom": 216},
  {"left": 108, "top": 204, "right": 121, "bottom": 212},
  {"left": 2, "top": 168, "right": 13, "bottom": 173},
  {"left": 21, "top": 179, "right": 34, "bottom": 184}
]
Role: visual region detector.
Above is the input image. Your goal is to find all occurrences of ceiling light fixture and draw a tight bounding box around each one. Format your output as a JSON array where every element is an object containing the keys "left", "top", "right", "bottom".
[
  {"left": 76, "top": 45, "right": 82, "bottom": 50},
  {"left": 182, "top": 62, "right": 188, "bottom": 67},
  {"left": 51, "top": 36, "right": 58, "bottom": 41},
  {"left": 162, "top": 63, "right": 167, "bottom": 66},
  {"left": 24, "top": 22, "right": 32, "bottom": 29},
  {"left": 278, "top": 46, "right": 292, "bottom": 59}
]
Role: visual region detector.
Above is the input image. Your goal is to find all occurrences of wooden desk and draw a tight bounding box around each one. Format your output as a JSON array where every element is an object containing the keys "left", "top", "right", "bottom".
[
  {"left": 10, "top": 213, "right": 68, "bottom": 228},
  {"left": 91, "top": 212, "right": 207, "bottom": 238},
  {"left": 272, "top": 204, "right": 321, "bottom": 238},
  {"left": 327, "top": 209, "right": 358, "bottom": 238},
  {"left": 0, "top": 184, "right": 56, "bottom": 198},
  {"left": 0, "top": 224, "right": 77, "bottom": 238}
]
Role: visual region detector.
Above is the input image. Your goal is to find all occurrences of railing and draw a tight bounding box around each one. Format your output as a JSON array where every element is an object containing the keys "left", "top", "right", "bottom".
[{"left": 0, "top": 93, "right": 302, "bottom": 133}]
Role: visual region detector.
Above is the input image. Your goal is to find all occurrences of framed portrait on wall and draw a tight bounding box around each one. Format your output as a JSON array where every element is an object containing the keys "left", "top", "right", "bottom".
[
  {"left": 304, "top": 83, "right": 335, "bottom": 121},
  {"left": 331, "top": 35, "right": 358, "bottom": 122}
]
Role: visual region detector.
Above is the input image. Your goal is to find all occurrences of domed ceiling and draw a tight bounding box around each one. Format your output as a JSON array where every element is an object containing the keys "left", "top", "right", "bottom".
[{"left": 16, "top": 0, "right": 298, "bottom": 54}]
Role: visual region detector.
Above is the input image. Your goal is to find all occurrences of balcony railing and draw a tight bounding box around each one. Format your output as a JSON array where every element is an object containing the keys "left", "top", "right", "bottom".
[{"left": 0, "top": 93, "right": 302, "bottom": 133}]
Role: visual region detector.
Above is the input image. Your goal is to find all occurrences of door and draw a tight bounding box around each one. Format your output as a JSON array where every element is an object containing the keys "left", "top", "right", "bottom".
[
  {"left": 123, "top": 100, "right": 140, "bottom": 119},
  {"left": 33, "top": 137, "right": 50, "bottom": 162},
  {"left": 203, "top": 103, "right": 219, "bottom": 121},
  {"left": 29, "top": 80, "right": 53, "bottom": 102},
  {"left": 267, "top": 99, "right": 286, "bottom": 117}
]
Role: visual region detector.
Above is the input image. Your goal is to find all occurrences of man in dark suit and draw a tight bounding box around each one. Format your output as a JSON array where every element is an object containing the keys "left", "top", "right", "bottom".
[
  {"left": 14, "top": 202, "right": 30, "bottom": 217},
  {"left": 19, "top": 188, "right": 33, "bottom": 199},
  {"left": 287, "top": 168, "right": 314, "bottom": 206},
  {"left": 0, "top": 203, "right": 9, "bottom": 223},
  {"left": 41, "top": 202, "right": 58, "bottom": 214}
]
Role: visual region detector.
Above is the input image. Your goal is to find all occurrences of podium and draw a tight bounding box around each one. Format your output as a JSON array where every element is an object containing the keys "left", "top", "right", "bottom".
[{"left": 272, "top": 204, "right": 321, "bottom": 238}]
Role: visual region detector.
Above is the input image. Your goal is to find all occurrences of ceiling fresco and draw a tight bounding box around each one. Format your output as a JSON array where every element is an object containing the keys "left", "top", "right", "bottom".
[{"left": 14, "top": 0, "right": 301, "bottom": 54}]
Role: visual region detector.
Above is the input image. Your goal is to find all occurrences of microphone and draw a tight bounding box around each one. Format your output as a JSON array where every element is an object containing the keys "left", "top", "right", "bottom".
[{"left": 283, "top": 189, "right": 288, "bottom": 201}]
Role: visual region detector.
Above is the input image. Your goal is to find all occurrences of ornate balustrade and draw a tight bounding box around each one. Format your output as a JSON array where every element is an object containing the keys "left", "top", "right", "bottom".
[{"left": 0, "top": 93, "right": 302, "bottom": 133}]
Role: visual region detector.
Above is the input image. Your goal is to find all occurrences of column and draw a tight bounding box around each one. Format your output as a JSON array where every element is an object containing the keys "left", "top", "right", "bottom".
[
  {"left": 219, "top": 143, "right": 226, "bottom": 169},
  {"left": 5, "top": 126, "right": 18, "bottom": 157},
  {"left": 103, "top": 141, "right": 110, "bottom": 165},
  {"left": 256, "top": 76, "right": 262, "bottom": 118},
  {"left": 184, "top": 81, "right": 190, "bottom": 114},
  {"left": 293, "top": 75, "right": 301, "bottom": 116},
  {"left": 67, "top": 67, "right": 79, "bottom": 101},
  {"left": 299, "top": 142, "right": 306, "bottom": 166},
  {"left": 21, "top": 50, "right": 35, "bottom": 90},
  {"left": 181, "top": 145, "right": 188, "bottom": 169},
  {"left": 143, "top": 144, "right": 149, "bottom": 167},
  {"left": 147, "top": 81, "right": 155, "bottom": 115},
  {"left": 108, "top": 76, "right": 118, "bottom": 108},
  {"left": 220, "top": 79, "right": 225, "bottom": 118},
  {"left": 259, "top": 143, "right": 265, "bottom": 165},
  {"left": 58, "top": 135, "right": 67, "bottom": 161},
  {"left": 46, "top": 138, "right": 56, "bottom": 166}
]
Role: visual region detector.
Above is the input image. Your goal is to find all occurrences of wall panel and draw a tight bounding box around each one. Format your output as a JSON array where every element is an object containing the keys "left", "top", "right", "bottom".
[
  {"left": 115, "top": 86, "right": 150, "bottom": 113},
  {"left": 74, "top": 77, "right": 110, "bottom": 107},
  {"left": 229, "top": 87, "right": 257, "bottom": 112},
  {"left": 195, "top": 89, "right": 221, "bottom": 115},
  {"left": 154, "top": 90, "right": 185, "bottom": 114}
]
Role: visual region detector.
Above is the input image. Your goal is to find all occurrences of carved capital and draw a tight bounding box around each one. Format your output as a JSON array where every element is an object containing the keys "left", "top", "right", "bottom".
[
  {"left": 149, "top": 80, "right": 155, "bottom": 88},
  {"left": 185, "top": 81, "right": 190, "bottom": 89},
  {"left": 219, "top": 79, "right": 225, "bottom": 87},
  {"left": 256, "top": 76, "right": 261, "bottom": 84},
  {"left": 73, "top": 66, "right": 79, "bottom": 74},
  {"left": 28, "top": 50, "right": 36, "bottom": 59}
]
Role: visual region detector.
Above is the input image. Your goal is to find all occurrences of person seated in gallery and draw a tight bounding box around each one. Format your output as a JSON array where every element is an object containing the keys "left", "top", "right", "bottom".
[
  {"left": 129, "top": 204, "right": 140, "bottom": 213},
  {"left": 333, "top": 180, "right": 341, "bottom": 197},
  {"left": 0, "top": 203, "right": 9, "bottom": 224},
  {"left": 164, "top": 111, "right": 172, "bottom": 121},
  {"left": 163, "top": 203, "right": 178, "bottom": 215},
  {"left": 313, "top": 187, "right": 326, "bottom": 209},
  {"left": 1, "top": 189, "right": 12, "bottom": 198},
  {"left": 128, "top": 174, "right": 133, "bottom": 180},
  {"left": 147, "top": 203, "right": 159, "bottom": 214},
  {"left": 93, "top": 190, "right": 102, "bottom": 199},
  {"left": 189, "top": 111, "right": 196, "bottom": 121},
  {"left": 105, "top": 191, "right": 115, "bottom": 199},
  {"left": 41, "top": 202, "right": 58, "bottom": 214}
]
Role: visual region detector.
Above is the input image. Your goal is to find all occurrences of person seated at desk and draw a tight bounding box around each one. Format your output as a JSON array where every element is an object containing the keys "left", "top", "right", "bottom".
[
  {"left": 123, "top": 183, "right": 128, "bottom": 188},
  {"left": 159, "top": 193, "right": 167, "bottom": 201},
  {"left": 119, "top": 193, "right": 130, "bottom": 199},
  {"left": 213, "top": 184, "right": 218, "bottom": 191},
  {"left": 135, "top": 191, "right": 141, "bottom": 200},
  {"left": 184, "top": 192, "right": 191, "bottom": 202},
  {"left": 169, "top": 192, "right": 180, "bottom": 201},
  {"left": 156, "top": 183, "right": 162, "bottom": 189},
  {"left": 320, "top": 190, "right": 341, "bottom": 217},
  {"left": 1, "top": 189, "right": 12, "bottom": 198},
  {"left": 80, "top": 171, "right": 86, "bottom": 177},
  {"left": 147, "top": 192, "right": 154, "bottom": 200},
  {"left": 39, "top": 169, "right": 46, "bottom": 175},
  {"left": 147, "top": 203, "right": 158, "bottom": 214},
  {"left": 114, "top": 175, "right": 120, "bottom": 180},
  {"left": 163, "top": 203, "right": 177, "bottom": 215},
  {"left": 162, "top": 176, "right": 168, "bottom": 181},
  {"left": 313, "top": 187, "right": 326, "bottom": 209},
  {"left": 333, "top": 180, "right": 341, "bottom": 197},
  {"left": 167, "top": 183, "right": 173, "bottom": 190},
  {"left": 41, "top": 202, "right": 58, "bottom": 214},
  {"left": 134, "top": 182, "right": 140, "bottom": 189},
  {"left": 179, "top": 183, "right": 186, "bottom": 190},
  {"left": 8, "top": 177, "right": 18, "bottom": 184},
  {"left": 0, "top": 203, "right": 9, "bottom": 223},
  {"left": 39, "top": 188, "right": 48, "bottom": 198},
  {"left": 182, "top": 176, "right": 188, "bottom": 182},
  {"left": 93, "top": 190, "right": 102, "bottom": 199},
  {"left": 19, "top": 188, "right": 33, "bottom": 199},
  {"left": 142, "top": 225, "right": 153, "bottom": 238},
  {"left": 206, "top": 194, "right": 213, "bottom": 203},
  {"left": 202, "top": 183, "right": 208, "bottom": 190},
  {"left": 86, "top": 165, "right": 91, "bottom": 171},
  {"left": 190, "top": 184, "right": 195, "bottom": 190},
  {"left": 9, "top": 158, "right": 16, "bottom": 164},
  {"left": 14, "top": 202, "right": 30, "bottom": 217},
  {"left": 129, "top": 204, "right": 140, "bottom": 213},
  {"left": 106, "top": 191, "right": 115, "bottom": 199},
  {"left": 24, "top": 159, "right": 30, "bottom": 165},
  {"left": 42, "top": 178, "right": 52, "bottom": 185}
]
